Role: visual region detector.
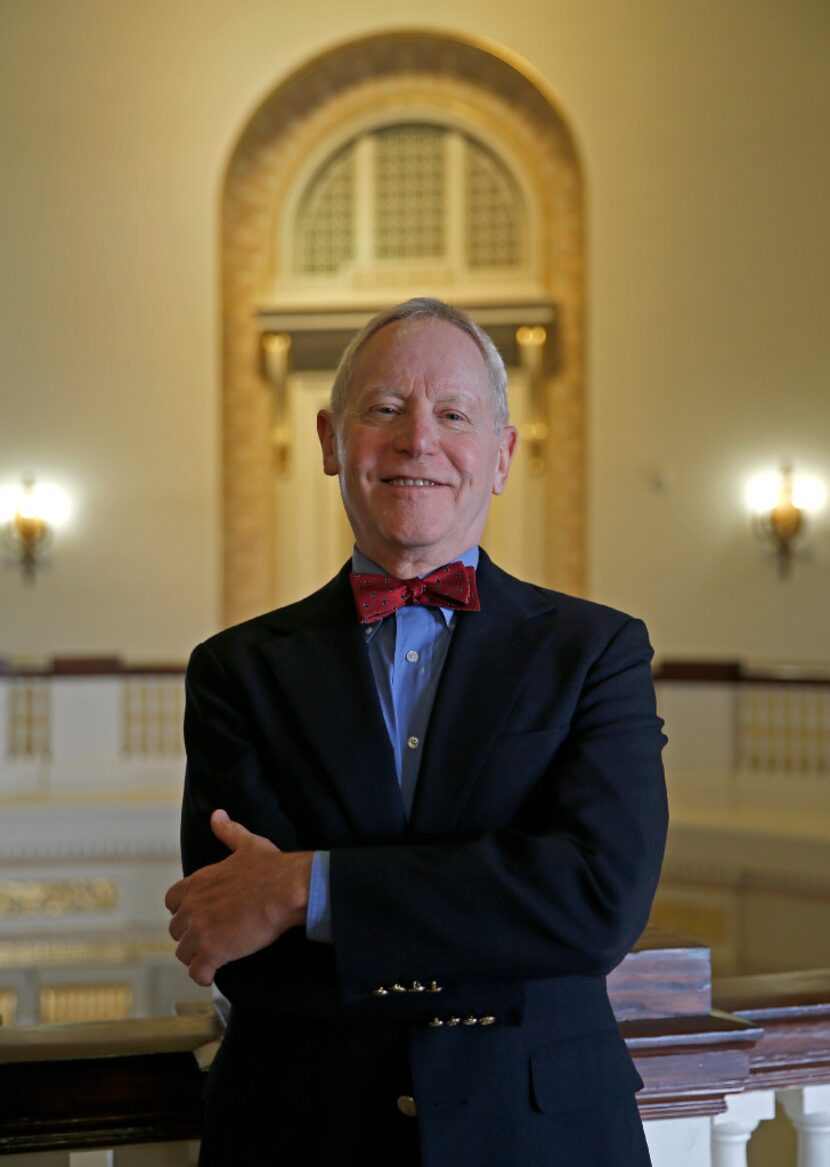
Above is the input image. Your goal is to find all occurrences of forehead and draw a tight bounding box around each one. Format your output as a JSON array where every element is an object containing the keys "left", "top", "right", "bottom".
[{"left": 349, "top": 318, "right": 490, "bottom": 400}]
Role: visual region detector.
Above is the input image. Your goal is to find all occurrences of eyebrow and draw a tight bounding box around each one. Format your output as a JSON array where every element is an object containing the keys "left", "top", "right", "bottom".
[{"left": 361, "top": 386, "right": 478, "bottom": 405}]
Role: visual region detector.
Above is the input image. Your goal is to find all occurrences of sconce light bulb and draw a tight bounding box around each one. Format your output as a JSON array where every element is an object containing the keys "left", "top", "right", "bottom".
[
  {"left": 0, "top": 486, "right": 20, "bottom": 524},
  {"left": 791, "top": 475, "right": 827, "bottom": 513},
  {"left": 746, "top": 473, "right": 782, "bottom": 514},
  {"left": 32, "top": 483, "right": 71, "bottom": 527}
]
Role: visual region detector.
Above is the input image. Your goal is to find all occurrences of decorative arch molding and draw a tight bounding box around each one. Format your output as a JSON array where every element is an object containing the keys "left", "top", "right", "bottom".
[{"left": 221, "top": 30, "right": 586, "bottom": 626}]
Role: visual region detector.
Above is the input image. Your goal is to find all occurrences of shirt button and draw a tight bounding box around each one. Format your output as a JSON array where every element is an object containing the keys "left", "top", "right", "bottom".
[
  {"left": 407, "top": 736, "right": 419, "bottom": 750},
  {"left": 405, "top": 649, "right": 419, "bottom": 663}
]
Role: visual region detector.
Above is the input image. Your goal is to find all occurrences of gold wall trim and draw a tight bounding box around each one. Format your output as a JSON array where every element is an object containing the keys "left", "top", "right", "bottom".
[
  {"left": 0, "top": 932, "right": 172, "bottom": 969},
  {"left": 39, "top": 982, "right": 133, "bottom": 1024},
  {"left": 0, "top": 988, "right": 17, "bottom": 1026},
  {"left": 0, "top": 879, "right": 119, "bottom": 917},
  {"left": 222, "top": 30, "right": 586, "bottom": 626}
]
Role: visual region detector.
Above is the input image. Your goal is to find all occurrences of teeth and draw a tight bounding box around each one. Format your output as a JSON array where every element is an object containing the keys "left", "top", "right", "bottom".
[{"left": 387, "top": 478, "right": 439, "bottom": 486}]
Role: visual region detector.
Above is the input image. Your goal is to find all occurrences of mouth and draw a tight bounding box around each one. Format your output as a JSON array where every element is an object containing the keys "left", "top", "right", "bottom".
[{"left": 383, "top": 478, "right": 444, "bottom": 487}]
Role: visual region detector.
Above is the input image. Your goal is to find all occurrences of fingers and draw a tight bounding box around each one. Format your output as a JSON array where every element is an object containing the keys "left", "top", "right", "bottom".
[
  {"left": 188, "top": 958, "right": 218, "bottom": 988},
  {"left": 210, "top": 807, "right": 253, "bottom": 852},
  {"left": 169, "top": 903, "right": 220, "bottom": 987},
  {"left": 164, "top": 878, "right": 187, "bottom": 914},
  {"left": 175, "top": 931, "right": 217, "bottom": 988},
  {"left": 168, "top": 908, "right": 186, "bottom": 942}
]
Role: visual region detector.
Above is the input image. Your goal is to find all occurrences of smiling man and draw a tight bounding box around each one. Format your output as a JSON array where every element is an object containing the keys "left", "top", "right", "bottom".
[{"left": 166, "top": 298, "right": 668, "bottom": 1167}]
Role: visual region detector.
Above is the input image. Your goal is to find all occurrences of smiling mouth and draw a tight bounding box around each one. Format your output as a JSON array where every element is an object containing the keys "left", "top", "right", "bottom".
[{"left": 383, "top": 478, "right": 444, "bottom": 487}]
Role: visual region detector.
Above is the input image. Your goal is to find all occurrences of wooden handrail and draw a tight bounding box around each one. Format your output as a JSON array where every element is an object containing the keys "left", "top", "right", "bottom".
[
  {"left": 0, "top": 657, "right": 184, "bottom": 677},
  {"left": 654, "top": 660, "right": 830, "bottom": 686},
  {"left": 0, "top": 1012, "right": 221, "bottom": 1064},
  {"left": 3, "top": 656, "right": 829, "bottom": 683},
  {"left": 713, "top": 969, "right": 830, "bottom": 1091}
]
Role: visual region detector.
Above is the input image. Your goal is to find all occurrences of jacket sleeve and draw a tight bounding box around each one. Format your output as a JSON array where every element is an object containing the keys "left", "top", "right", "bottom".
[
  {"left": 329, "top": 616, "right": 668, "bottom": 995},
  {"left": 179, "top": 640, "right": 303, "bottom": 879}
]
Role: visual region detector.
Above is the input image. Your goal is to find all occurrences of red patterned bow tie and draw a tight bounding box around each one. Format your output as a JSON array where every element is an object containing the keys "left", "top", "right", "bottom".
[{"left": 349, "top": 562, "right": 480, "bottom": 624}]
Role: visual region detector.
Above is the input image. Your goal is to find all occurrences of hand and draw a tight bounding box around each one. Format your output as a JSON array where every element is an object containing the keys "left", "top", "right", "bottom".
[{"left": 165, "top": 809, "right": 313, "bottom": 987}]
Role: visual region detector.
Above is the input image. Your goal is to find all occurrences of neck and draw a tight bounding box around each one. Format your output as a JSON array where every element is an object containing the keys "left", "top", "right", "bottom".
[{"left": 355, "top": 545, "right": 476, "bottom": 579}]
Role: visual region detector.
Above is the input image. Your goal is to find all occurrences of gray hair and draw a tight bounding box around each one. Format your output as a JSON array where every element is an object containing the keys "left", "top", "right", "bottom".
[{"left": 329, "top": 297, "right": 509, "bottom": 431}]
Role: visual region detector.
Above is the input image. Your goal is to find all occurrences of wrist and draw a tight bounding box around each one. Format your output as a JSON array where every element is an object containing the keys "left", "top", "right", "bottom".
[{"left": 288, "top": 851, "right": 313, "bottom": 926}]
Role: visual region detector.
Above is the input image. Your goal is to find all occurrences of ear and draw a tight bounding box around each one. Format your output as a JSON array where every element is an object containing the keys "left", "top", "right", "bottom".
[
  {"left": 316, "top": 409, "right": 340, "bottom": 477},
  {"left": 492, "top": 425, "right": 518, "bottom": 496}
]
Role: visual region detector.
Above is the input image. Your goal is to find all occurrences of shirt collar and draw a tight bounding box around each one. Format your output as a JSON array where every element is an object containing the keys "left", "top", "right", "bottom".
[{"left": 352, "top": 545, "right": 480, "bottom": 635}]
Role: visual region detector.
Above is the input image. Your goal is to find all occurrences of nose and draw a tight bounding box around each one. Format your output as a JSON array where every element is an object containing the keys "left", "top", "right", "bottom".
[{"left": 394, "top": 405, "right": 438, "bottom": 457}]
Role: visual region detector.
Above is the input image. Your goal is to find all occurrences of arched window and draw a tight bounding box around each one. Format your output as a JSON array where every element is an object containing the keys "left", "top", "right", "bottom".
[
  {"left": 285, "top": 120, "right": 534, "bottom": 294},
  {"left": 296, "top": 123, "right": 524, "bottom": 276}
]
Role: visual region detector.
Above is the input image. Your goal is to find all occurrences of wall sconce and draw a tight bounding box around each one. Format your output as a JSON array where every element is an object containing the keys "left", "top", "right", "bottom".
[
  {"left": 516, "top": 325, "right": 548, "bottom": 475},
  {"left": 261, "top": 332, "right": 292, "bottom": 475},
  {"left": 746, "top": 461, "right": 826, "bottom": 576},
  {"left": 0, "top": 475, "right": 71, "bottom": 582}
]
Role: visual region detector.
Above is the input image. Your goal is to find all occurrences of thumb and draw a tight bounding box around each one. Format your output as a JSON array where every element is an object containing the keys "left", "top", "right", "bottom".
[{"left": 210, "top": 808, "right": 252, "bottom": 852}]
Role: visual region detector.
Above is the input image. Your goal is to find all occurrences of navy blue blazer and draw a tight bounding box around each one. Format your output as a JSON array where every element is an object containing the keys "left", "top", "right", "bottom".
[{"left": 180, "top": 552, "right": 668, "bottom": 1166}]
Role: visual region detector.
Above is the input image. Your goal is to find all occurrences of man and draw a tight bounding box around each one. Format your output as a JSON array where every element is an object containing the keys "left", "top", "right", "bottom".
[{"left": 166, "top": 298, "right": 668, "bottom": 1166}]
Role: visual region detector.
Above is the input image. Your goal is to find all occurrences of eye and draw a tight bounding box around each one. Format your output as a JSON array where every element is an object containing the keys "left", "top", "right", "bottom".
[{"left": 442, "top": 409, "right": 468, "bottom": 423}]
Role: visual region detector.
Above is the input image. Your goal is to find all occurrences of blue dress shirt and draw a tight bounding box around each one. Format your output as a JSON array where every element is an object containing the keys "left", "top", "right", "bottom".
[{"left": 306, "top": 546, "right": 479, "bottom": 944}]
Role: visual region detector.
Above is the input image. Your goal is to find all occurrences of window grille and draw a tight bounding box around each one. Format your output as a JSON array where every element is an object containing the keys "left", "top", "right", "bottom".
[{"left": 294, "top": 122, "right": 525, "bottom": 278}]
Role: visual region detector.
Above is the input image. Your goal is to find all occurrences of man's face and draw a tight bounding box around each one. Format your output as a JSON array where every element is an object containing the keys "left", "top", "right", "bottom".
[{"left": 317, "top": 317, "right": 517, "bottom": 576}]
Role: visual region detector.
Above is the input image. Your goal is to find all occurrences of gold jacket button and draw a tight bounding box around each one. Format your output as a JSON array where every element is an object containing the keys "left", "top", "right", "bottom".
[
  {"left": 479, "top": 1015, "right": 496, "bottom": 1025},
  {"left": 429, "top": 1017, "right": 444, "bottom": 1027},
  {"left": 372, "top": 987, "right": 388, "bottom": 996},
  {"left": 390, "top": 983, "right": 406, "bottom": 993},
  {"left": 410, "top": 980, "right": 425, "bottom": 992},
  {"left": 446, "top": 1016, "right": 461, "bottom": 1026},
  {"left": 463, "top": 1015, "right": 478, "bottom": 1025},
  {"left": 428, "top": 981, "right": 443, "bottom": 993},
  {"left": 397, "top": 1095, "right": 418, "bottom": 1118}
]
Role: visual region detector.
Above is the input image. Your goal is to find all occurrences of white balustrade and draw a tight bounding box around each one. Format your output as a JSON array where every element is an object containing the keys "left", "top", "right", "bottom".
[
  {"left": 711, "top": 1089, "right": 775, "bottom": 1167},
  {"left": 780, "top": 1084, "right": 830, "bottom": 1167},
  {"left": 645, "top": 1116, "right": 712, "bottom": 1167},
  {"left": 643, "top": 1083, "right": 830, "bottom": 1167}
]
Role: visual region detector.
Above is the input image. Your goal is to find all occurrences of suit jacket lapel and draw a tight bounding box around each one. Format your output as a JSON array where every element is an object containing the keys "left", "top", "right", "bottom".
[
  {"left": 259, "top": 567, "right": 407, "bottom": 842},
  {"left": 408, "top": 553, "right": 557, "bottom": 839}
]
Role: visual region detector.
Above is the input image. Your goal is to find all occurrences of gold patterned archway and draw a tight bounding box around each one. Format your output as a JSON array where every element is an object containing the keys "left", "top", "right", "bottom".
[{"left": 221, "top": 30, "right": 586, "bottom": 626}]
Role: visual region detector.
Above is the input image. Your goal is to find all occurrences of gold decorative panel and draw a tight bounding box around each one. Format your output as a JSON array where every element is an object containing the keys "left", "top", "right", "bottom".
[
  {"left": 0, "top": 988, "right": 17, "bottom": 1026},
  {"left": 39, "top": 982, "right": 132, "bottom": 1023},
  {"left": 649, "top": 899, "right": 728, "bottom": 945},
  {"left": 0, "top": 879, "right": 118, "bottom": 918},
  {"left": 122, "top": 677, "right": 184, "bottom": 756},
  {"left": 0, "top": 932, "right": 172, "bottom": 970},
  {"left": 6, "top": 679, "right": 50, "bottom": 760},
  {"left": 737, "top": 685, "right": 830, "bottom": 774}
]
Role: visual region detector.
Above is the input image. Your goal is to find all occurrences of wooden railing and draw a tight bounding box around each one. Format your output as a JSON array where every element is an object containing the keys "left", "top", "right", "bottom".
[
  {"left": 609, "top": 933, "right": 830, "bottom": 1165},
  {"left": 0, "top": 1006, "right": 220, "bottom": 1160},
  {"left": 2, "top": 936, "right": 830, "bottom": 1164}
]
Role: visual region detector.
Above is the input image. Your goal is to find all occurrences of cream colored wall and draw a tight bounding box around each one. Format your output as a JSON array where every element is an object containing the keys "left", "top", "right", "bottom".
[{"left": 1, "top": 0, "right": 827, "bottom": 662}]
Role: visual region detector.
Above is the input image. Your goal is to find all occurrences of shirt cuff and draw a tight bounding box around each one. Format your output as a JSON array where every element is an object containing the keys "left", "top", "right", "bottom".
[{"left": 306, "top": 850, "right": 333, "bottom": 944}]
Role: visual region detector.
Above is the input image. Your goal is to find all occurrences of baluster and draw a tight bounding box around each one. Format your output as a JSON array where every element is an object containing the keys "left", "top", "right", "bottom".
[
  {"left": 645, "top": 1116, "right": 713, "bottom": 1166},
  {"left": 780, "top": 1085, "right": 830, "bottom": 1167},
  {"left": 712, "top": 1090, "right": 775, "bottom": 1167}
]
